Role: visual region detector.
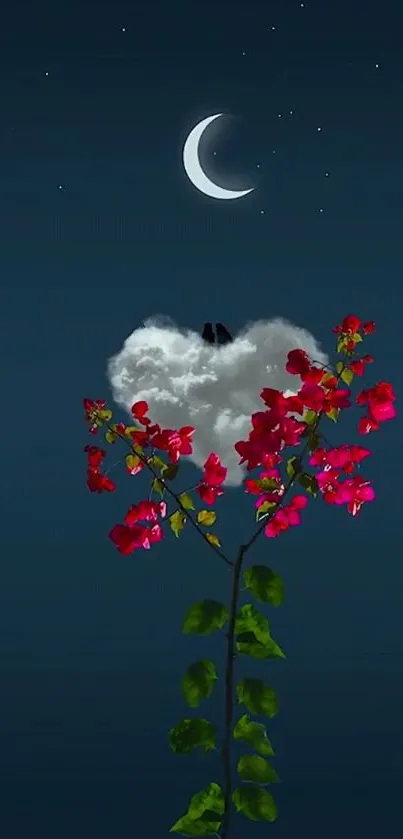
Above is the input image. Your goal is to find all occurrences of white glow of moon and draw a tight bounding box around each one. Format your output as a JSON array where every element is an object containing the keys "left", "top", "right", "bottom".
[{"left": 182, "top": 113, "right": 254, "bottom": 200}]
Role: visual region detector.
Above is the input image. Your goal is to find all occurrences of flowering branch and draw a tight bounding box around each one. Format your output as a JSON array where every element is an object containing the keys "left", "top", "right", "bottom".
[
  {"left": 82, "top": 313, "right": 395, "bottom": 838},
  {"left": 85, "top": 416, "right": 234, "bottom": 567}
]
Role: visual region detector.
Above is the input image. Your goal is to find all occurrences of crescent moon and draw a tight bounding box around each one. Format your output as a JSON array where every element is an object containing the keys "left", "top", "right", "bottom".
[{"left": 182, "top": 113, "right": 254, "bottom": 200}]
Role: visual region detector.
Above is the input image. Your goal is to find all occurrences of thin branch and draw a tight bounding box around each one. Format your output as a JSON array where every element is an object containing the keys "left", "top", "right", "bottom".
[{"left": 100, "top": 420, "right": 234, "bottom": 567}]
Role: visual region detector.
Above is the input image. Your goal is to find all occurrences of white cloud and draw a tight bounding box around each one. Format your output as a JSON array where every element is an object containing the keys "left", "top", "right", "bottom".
[{"left": 107, "top": 315, "right": 328, "bottom": 486}]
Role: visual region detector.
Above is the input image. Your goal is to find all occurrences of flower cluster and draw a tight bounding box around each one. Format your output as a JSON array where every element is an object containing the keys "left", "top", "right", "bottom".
[{"left": 83, "top": 315, "right": 396, "bottom": 553}]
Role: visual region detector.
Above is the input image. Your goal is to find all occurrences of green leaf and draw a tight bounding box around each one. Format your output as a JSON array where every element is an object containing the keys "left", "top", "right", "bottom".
[
  {"left": 341, "top": 367, "right": 354, "bottom": 385},
  {"left": 170, "top": 509, "right": 187, "bottom": 537},
  {"left": 162, "top": 461, "right": 180, "bottom": 481},
  {"left": 243, "top": 566, "right": 285, "bottom": 606},
  {"left": 298, "top": 472, "right": 319, "bottom": 497},
  {"left": 253, "top": 477, "right": 279, "bottom": 491},
  {"left": 151, "top": 478, "right": 165, "bottom": 497},
  {"left": 181, "top": 661, "right": 218, "bottom": 708},
  {"left": 170, "top": 783, "right": 224, "bottom": 836},
  {"left": 169, "top": 814, "right": 220, "bottom": 836},
  {"left": 336, "top": 361, "right": 354, "bottom": 384},
  {"left": 96, "top": 408, "right": 112, "bottom": 423},
  {"left": 183, "top": 601, "right": 229, "bottom": 635},
  {"left": 105, "top": 424, "right": 119, "bottom": 444},
  {"left": 150, "top": 454, "right": 167, "bottom": 473},
  {"left": 286, "top": 455, "right": 301, "bottom": 478},
  {"left": 352, "top": 331, "right": 362, "bottom": 343},
  {"left": 236, "top": 678, "right": 278, "bottom": 717},
  {"left": 235, "top": 604, "right": 271, "bottom": 644},
  {"left": 308, "top": 431, "right": 320, "bottom": 454},
  {"left": 304, "top": 408, "right": 317, "bottom": 426},
  {"left": 188, "top": 783, "right": 224, "bottom": 820},
  {"left": 205, "top": 532, "right": 221, "bottom": 548},
  {"left": 236, "top": 633, "right": 285, "bottom": 660},
  {"left": 125, "top": 453, "right": 141, "bottom": 474},
  {"left": 237, "top": 755, "right": 280, "bottom": 785},
  {"left": 235, "top": 605, "right": 285, "bottom": 660},
  {"left": 233, "top": 714, "right": 274, "bottom": 756},
  {"left": 255, "top": 500, "right": 277, "bottom": 521},
  {"left": 168, "top": 718, "right": 216, "bottom": 754},
  {"left": 197, "top": 510, "right": 217, "bottom": 526},
  {"left": 232, "top": 786, "right": 278, "bottom": 822},
  {"left": 325, "top": 407, "right": 339, "bottom": 422},
  {"left": 179, "top": 492, "right": 195, "bottom": 511}
]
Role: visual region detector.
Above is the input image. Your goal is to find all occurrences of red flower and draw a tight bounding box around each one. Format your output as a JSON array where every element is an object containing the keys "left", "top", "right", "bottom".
[
  {"left": 333, "top": 475, "right": 375, "bottom": 517},
  {"left": 342, "top": 314, "right": 361, "bottom": 333},
  {"left": 297, "top": 382, "right": 351, "bottom": 413},
  {"left": 350, "top": 354, "right": 374, "bottom": 376},
  {"left": 84, "top": 445, "right": 106, "bottom": 470},
  {"left": 197, "top": 453, "right": 227, "bottom": 505},
  {"left": 83, "top": 398, "right": 106, "bottom": 419},
  {"left": 265, "top": 494, "right": 308, "bottom": 538},
  {"left": 303, "top": 367, "right": 328, "bottom": 385},
  {"left": 309, "top": 444, "right": 371, "bottom": 475},
  {"left": 110, "top": 498, "right": 166, "bottom": 554},
  {"left": 131, "top": 400, "right": 151, "bottom": 426},
  {"left": 124, "top": 500, "right": 166, "bottom": 526},
  {"left": 152, "top": 426, "right": 195, "bottom": 463},
  {"left": 203, "top": 452, "right": 227, "bottom": 486},
  {"left": 86, "top": 469, "right": 116, "bottom": 493},
  {"left": 109, "top": 522, "right": 163, "bottom": 554},
  {"left": 357, "top": 381, "right": 396, "bottom": 428},
  {"left": 362, "top": 321, "right": 376, "bottom": 334},
  {"left": 286, "top": 349, "right": 311, "bottom": 375},
  {"left": 315, "top": 468, "right": 342, "bottom": 504},
  {"left": 358, "top": 416, "right": 379, "bottom": 435},
  {"left": 128, "top": 427, "right": 152, "bottom": 446},
  {"left": 333, "top": 314, "right": 361, "bottom": 335},
  {"left": 236, "top": 388, "right": 308, "bottom": 472},
  {"left": 83, "top": 398, "right": 108, "bottom": 434}
]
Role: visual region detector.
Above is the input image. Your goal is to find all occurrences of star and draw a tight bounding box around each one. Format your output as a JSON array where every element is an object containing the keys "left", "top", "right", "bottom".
[
  {"left": 317, "top": 126, "right": 322, "bottom": 132},
  {"left": 260, "top": 210, "right": 265, "bottom": 214},
  {"left": 270, "top": 26, "right": 276, "bottom": 30},
  {"left": 121, "top": 26, "right": 126, "bottom": 32},
  {"left": 324, "top": 171, "right": 330, "bottom": 177},
  {"left": 374, "top": 63, "right": 379, "bottom": 68},
  {"left": 242, "top": 51, "right": 246, "bottom": 56},
  {"left": 318, "top": 208, "right": 324, "bottom": 213},
  {"left": 58, "top": 184, "right": 64, "bottom": 190},
  {"left": 45, "top": 71, "right": 49, "bottom": 76}
]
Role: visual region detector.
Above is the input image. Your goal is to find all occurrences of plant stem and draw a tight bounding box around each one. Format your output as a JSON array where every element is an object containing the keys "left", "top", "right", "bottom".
[
  {"left": 219, "top": 406, "right": 333, "bottom": 836},
  {"left": 221, "top": 544, "right": 245, "bottom": 839}
]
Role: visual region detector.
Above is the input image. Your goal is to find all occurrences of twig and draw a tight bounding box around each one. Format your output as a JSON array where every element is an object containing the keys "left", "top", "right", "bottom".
[{"left": 101, "top": 421, "right": 234, "bottom": 568}]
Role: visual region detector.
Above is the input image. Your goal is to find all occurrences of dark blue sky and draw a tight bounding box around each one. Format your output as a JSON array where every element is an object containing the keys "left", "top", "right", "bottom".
[{"left": 0, "top": 1, "right": 402, "bottom": 836}]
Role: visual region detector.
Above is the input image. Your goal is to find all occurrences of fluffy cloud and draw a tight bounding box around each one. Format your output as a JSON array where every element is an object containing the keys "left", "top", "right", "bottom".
[{"left": 107, "top": 316, "right": 327, "bottom": 486}]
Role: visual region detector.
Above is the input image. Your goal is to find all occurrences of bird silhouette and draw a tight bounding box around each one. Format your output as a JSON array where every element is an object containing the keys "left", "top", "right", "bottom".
[
  {"left": 216, "top": 322, "right": 233, "bottom": 345},
  {"left": 201, "top": 322, "right": 215, "bottom": 344}
]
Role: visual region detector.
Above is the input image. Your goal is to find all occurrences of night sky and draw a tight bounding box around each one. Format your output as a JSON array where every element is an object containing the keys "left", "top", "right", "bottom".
[{"left": 1, "top": 1, "right": 402, "bottom": 836}]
